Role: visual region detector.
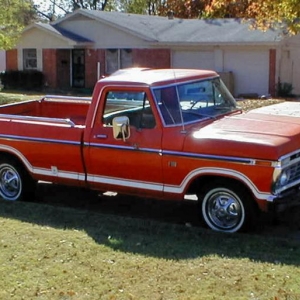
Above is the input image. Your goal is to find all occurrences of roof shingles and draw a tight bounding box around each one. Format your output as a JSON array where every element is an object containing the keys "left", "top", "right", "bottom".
[{"left": 49, "top": 9, "right": 283, "bottom": 45}]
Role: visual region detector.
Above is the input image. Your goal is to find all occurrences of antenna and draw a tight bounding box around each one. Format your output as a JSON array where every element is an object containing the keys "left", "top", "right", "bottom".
[{"left": 173, "top": 69, "right": 186, "bottom": 133}]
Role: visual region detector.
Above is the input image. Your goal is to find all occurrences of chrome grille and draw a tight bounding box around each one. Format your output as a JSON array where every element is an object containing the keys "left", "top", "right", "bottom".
[{"left": 287, "top": 161, "right": 300, "bottom": 185}]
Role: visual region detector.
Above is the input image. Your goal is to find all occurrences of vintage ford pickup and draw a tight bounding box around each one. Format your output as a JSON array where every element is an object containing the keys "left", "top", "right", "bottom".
[{"left": 0, "top": 68, "right": 300, "bottom": 233}]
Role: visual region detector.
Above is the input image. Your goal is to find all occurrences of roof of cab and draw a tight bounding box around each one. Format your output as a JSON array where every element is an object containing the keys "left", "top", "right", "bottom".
[{"left": 99, "top": 68, "right": 218, "bottom": 86}]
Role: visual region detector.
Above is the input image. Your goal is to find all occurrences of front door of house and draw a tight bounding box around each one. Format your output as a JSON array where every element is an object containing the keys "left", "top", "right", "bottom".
[
  {"left": 57, "top": 50, "right": 71, "bottom": 88},
  {"left": 72, "top": 49, "right": 85, "bottom": 88}
]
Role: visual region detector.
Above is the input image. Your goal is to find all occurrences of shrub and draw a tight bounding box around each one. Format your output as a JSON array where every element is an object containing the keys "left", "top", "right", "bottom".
[
  {"left": 276, "top": 81, "right": 294, "bottom": 97},
  {"left": 0, "top": 70, "right": 45, "bottom": 90}
]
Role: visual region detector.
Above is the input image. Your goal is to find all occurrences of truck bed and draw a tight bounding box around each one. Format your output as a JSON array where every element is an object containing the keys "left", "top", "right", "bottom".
[{"left": 0, "top": 95, "right": 91, "bottom": 126}]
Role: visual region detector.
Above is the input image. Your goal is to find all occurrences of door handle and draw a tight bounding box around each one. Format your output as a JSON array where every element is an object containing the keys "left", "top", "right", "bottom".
[{"left": 94, "top": 134, "right": 107, "bottom": 139}]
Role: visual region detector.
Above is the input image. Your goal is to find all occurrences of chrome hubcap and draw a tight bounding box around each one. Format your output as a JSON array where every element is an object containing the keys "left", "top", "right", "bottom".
[
  {"left": 0, "top": 165, "right": 21, "bottom": 200},
  {"left": 205, "top": 190, "right": 243, "bottom": 231}
]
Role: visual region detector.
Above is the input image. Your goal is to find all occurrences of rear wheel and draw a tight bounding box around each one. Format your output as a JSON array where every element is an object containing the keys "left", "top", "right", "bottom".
[
  {"left": 0, "top": 158, "right": 36, "bottom": 201},
  {"left": 198, "top": 181, "right": 255, "bottom": 233}
]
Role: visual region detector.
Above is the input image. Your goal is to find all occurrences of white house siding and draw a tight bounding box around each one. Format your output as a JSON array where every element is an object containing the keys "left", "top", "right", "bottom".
[
  {"left": 18, "top": 28, "right": 71, "bottom": 49},
  {"left": 58, "top": 16, "right": 151, "bottom": 48},
  {"left": 290, "top": 48, "right": 300, "bottom": 95},
  {"left": 279, "top": 50, "right": 293, "bottom": 84},
  {"left": 279, "top": 35, "right": 300, "bottom": 96},
  {"left": 172, "top": 50, "right": 214, "bottom": 70},
  {"left": 223, "top": 48, "right": 269, "bottom": 97}
]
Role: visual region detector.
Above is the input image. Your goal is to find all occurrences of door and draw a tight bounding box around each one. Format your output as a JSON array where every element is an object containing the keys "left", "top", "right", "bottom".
[
  {"left": 85, "top": 87, "right": 163, "bottom": 198},
  {"left": 224, "top": 49, "right": 269, "bottom": 96},
  {"left": 72, "top": 49, "right": 85, "bottom": 88},
  {"left": 57, "top": 50, "right": 71, "bottom": 88}
]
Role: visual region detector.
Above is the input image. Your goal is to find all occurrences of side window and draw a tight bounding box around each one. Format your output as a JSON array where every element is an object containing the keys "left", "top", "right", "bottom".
[
  {"left": 154, "top": 87, "right": 182, "bottom": 125},
  {"left": 103, "top": 90, "right": 156, "bottom": 129}
]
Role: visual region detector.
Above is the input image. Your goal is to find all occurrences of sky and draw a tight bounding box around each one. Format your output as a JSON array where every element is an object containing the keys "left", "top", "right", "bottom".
[{"left": 33, "top": 0, "right": 65, "bottom": 17}]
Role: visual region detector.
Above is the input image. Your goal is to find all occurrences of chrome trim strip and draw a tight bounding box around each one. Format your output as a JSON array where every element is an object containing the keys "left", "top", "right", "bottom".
[
  {"left": 0, "top": 134, "right": 81, "bottom": 146},
  {"left": 162, "top": 150, "right": 254, "bottom": 164},
  {"left": 0, "top": 114, "right": 76, "bottom": 127},
  {"left": 43, "top": 95, "right": 92, "bottom": 102},
  {"left": 85, "top": 142, "right": 256, "bottom": 164},
  {"left": 87, "top": 174, "right": 163, "bottom": 192},
  {"left": 86, "top": 142, "right": 162, "bottom": 154},
  {"left": 33, "top": 167, "right": 86, "bottom": 181}
]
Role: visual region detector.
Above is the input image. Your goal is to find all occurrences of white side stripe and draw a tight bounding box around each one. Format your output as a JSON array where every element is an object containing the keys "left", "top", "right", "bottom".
[
  {"left": 87, "top": 175, "right": 163, "bottom": 192},
  {"left": 33, "top": 167, "right": 85, "bottom": 181}
]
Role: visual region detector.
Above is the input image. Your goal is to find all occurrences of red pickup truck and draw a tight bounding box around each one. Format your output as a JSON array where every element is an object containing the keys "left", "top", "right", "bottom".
[{"left": 0, "top": 68, "right": 300, "bottom": 233}]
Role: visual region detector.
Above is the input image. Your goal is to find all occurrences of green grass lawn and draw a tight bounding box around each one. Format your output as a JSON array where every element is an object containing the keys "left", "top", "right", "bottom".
[
  {"left": 0, "top": 90, "right": 45, "bottom": 105},
  {"left": 0, "top": 198, "right": 300, "bottom": 300}
]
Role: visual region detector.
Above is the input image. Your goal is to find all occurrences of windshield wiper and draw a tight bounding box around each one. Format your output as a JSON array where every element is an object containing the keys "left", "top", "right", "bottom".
[{"left": 183, "top": 110, "right": 216, "bottom": 120}]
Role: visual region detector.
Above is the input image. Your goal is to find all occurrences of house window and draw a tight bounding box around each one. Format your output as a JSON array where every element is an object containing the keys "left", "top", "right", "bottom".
[
  {"left": 120, "top": 49, "right": 132, "bottom": 69},
  {"left": 105, "top": 49, "right": 133, "bottom": 74},
  {"left": 23, "top": 49, "right": 37, "bottom": 70}
]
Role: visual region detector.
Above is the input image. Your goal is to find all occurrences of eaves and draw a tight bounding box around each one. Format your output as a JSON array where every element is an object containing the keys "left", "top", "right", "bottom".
[
  {"left": 151, "top": 41, "right": 281, "bottom": 48},
  {"left": 22, "top": 23, "right": 95, "bottom": 48}
]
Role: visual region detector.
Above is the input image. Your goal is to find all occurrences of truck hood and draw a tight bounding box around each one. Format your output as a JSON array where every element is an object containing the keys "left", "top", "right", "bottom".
[{"left": 185, "top": 102, "right": 300, "bottom": 160}]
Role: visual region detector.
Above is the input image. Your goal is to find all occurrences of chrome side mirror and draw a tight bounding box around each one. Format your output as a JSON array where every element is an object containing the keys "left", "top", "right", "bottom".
[{"left": 113, "top": 116, "right": 130, "bottom": 141}]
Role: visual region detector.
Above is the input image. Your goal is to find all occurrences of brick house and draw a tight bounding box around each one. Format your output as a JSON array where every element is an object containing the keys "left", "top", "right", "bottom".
[{"left": 5, "top": 9, "right": 298, "bottom": 96}]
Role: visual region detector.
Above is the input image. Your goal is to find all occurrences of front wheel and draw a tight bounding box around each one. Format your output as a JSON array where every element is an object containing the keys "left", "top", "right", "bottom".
[
  {"left": 0, "top": 159, "right": 36, "bottom": 201},
  {"left": 198, "top": 182, "right": 255, "bottom": 233}
]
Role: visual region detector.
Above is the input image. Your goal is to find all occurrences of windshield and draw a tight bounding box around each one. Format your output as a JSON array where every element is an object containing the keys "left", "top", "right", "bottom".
[{"left": 152, "top": 77, "right": 238, "bottom": 126}]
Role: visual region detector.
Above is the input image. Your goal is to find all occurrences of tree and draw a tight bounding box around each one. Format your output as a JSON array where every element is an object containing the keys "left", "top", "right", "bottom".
[
  {"left": 155, "top": 0, "right": 300, "bottom": 34},
  {"left": 203, "top": 0, "right": 300, "bottom": 34},
  {"left": 157, "top": 0, "right": 208, "bottom": 18},
  {"left": 247, "top": 0, "right": 300, "bottom": 34},
  {"left": 34, "top": 0, "right": 300, "bottom": 34},
  {"left": 203, "top": 0, "right": 249, "bottom": 18},
  {"left": 118, "top": 0, "right": 152, "bottom": 14},
  {"left": 0, "top": 0, "right": 36, "bottom": 49},
  {"left": 34, "top": 0, "right": 112, "bottom": 21},
  {"left": 70, "top": 0, "right": 110, "bottom": 10}
]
